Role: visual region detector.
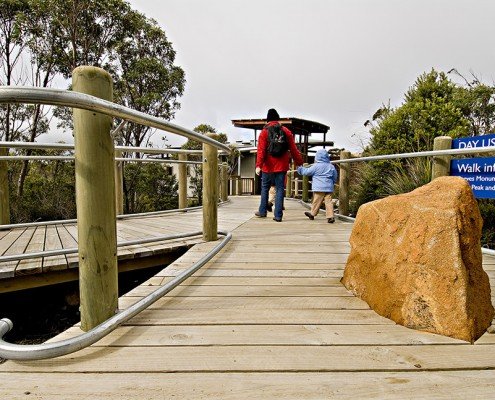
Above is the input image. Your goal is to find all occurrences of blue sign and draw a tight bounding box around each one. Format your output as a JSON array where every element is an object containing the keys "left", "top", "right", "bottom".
[
  {"left": 451, "top": 157, "right": 495, "bottom": 199},
  {"left": 452, "top": 133, "right": 495, "bottom": 149}
]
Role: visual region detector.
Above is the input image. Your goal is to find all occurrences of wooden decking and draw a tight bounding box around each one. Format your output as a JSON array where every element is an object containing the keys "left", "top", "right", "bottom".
[
  {"left": 1, "top": 196, "right": 495, "bottom": 399},
  {"left": 0, "top": 201, "right": 253, "bottom": 293}
]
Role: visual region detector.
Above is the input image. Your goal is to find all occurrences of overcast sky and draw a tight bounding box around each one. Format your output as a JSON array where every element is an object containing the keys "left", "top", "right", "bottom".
[{"left": 127, "top": 0, "right": 495, "bottom": 151}]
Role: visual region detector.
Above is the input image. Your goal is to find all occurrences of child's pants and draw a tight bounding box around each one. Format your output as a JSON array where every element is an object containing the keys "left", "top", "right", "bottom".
[{"left": 311, "top": 192, "right": 334, "bottom": 218}]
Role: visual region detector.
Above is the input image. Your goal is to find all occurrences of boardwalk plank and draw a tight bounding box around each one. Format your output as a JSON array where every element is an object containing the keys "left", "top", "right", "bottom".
[
  {"left": 1, "top": 227, "right": 34, "bottom": 277},
  {"left": 117, "top": 295, "right": 371, "bottom": 310},
  {"left": 124, "top": 308, "right": 393, "bottom": 325},
  {"left": 57, "top": 225, "right": 78, "bottom": 268},
  {"left": 15, "top": 226, "right": 45, "bottom": 276},
  {"left": 42, "top": 225, "right": 67, "bottom": 272},
  {"left": 126, "top": 284, "right": 353, "bottom": 297},
  {"left": 1, "top": 371, "right": 494, "bottom": 400},
  {"left": 0, "top": 229, "right": 27, "bottom": 278},
  {"left": 58, "top": 324, "right": 464, "bottom": 346},
  {"left": 3, "top": 345, "right": 495, "bottom": 372}
]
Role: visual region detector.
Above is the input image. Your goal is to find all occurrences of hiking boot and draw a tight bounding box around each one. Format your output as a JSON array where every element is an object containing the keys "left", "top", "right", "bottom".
[
  {"left": 266, "top": 202, "right": 273, "bottom": 212},
  {"left": 304, "top": 211, "right": 314, "bottom": 220},
  {"left": 273, "top": 217, "right": 282, "bottom": 222},
  {"left": 328, "top": 217, "right": 335, "bottom": 223},
  {"left": 255, "top": 211, "right": 267, "bottom": 218}
]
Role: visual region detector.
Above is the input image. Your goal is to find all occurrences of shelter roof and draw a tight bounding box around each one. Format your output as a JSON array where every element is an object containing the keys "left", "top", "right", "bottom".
[{"left": 232, "top": 117, "right": 329, "bottom": 135}]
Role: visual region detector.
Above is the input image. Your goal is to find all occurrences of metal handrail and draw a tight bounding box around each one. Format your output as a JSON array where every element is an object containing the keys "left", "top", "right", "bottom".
[
  {"left": 0, "top": 230, "right": 232, "bottom": 361},
  {"left": 0, "top": 87, "right": 231, "bottom": 153},
  {"left": 332, "top": 145, "right": 495, "bottom": 164},
  {"left": 0, "top": 141, "right": 204, "bottom": 155},
  {"left": 0, "top": 155, "right": 202, "bottom": 164}
]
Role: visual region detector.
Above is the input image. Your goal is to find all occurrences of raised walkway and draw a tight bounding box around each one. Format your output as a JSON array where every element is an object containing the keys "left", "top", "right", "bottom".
[
  {"left": 0, "top": 196, "right": 494, "bottom": 399},
  {"left": 0, "top": 200, "right": 251, "bottom": 293}
]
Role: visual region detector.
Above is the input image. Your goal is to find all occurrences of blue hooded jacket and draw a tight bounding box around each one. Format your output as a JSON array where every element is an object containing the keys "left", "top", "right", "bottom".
[{"left": 297, "top": 149, "right": 338, "bottom": 193}]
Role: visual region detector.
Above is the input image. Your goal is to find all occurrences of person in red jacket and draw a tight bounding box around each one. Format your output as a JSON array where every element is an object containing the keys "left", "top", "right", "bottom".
[{"left": 255, "top": 108, "right": 303, "bottom": 221}]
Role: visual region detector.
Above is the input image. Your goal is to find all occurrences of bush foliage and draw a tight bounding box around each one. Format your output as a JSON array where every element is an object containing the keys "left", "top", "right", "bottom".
[{"left": 353, "top": 69, "right": 495, "bottom": 248}]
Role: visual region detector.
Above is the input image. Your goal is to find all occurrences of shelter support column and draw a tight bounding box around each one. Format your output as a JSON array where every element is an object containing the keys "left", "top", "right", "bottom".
[
  {"left": 221, "top": 162, "right": 228, "bottom": 202},
  {"left": 237, "top": 176, "right": 243, "bottom": 195}
]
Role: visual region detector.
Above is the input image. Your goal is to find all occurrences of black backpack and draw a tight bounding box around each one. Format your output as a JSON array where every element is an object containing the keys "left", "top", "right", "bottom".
[{"left": 266, "top": 123, "right": 289, "bottom": 157}]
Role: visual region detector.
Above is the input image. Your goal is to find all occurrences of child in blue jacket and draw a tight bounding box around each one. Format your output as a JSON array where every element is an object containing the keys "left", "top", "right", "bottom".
[{"left": 297, "top": 149, "right": 338, "bottom": 223}]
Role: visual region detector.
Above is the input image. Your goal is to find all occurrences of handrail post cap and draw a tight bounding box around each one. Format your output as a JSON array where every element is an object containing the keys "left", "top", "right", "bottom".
[{"left": 0, "top": 318, "right": 13, "bottom": 332}]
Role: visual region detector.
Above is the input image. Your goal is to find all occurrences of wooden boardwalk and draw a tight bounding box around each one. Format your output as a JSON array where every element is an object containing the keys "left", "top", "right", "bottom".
[
  {"left": 0, "top": 201, "right": 253, "bottom": 293},
  {"left": 1, "top": 196, "right": 495, "bottom": 399}
]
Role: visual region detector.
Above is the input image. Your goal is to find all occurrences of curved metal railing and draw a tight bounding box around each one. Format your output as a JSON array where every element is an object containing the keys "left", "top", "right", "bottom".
[
  {"left": 0, "top": 230, "right": 232, "bottom": 361},
  {"left": 0, "top": 87, "right": 231, "bottom": 153}
]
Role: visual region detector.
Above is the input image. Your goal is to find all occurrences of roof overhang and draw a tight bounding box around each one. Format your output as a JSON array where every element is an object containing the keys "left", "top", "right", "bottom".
[{"left": 232, "top": 117, "right": 329, "bottom": 135}]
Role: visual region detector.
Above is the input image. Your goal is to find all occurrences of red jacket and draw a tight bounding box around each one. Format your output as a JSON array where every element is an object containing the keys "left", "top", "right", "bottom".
[{"left": 256, "top": 122, "right": 304, "bottom": 173}]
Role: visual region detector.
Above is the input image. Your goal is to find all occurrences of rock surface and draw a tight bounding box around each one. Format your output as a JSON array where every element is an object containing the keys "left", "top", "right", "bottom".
[{"left": 341, "top": 176, "right": 494, "bottom": 342}]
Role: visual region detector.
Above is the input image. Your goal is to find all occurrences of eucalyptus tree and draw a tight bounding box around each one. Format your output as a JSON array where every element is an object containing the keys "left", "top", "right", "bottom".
[
  {"left": 180, "top": 124, "right": 228, "bottom": 205},
  {"left": 113, "top": 11, "right": 185, "bottom": 149},
  {"left": 0, "top": 0, "right": 31, "bottom": 141},
  {"left": 111, "top": 11, "right": 185, "bottom": 212},
  {"left": 14, "top": 0, "right": 61, "bottom": 195}
]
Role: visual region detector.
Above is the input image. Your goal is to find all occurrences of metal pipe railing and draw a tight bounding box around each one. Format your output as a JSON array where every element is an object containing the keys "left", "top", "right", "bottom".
[
  {"left": 0, "top": 87, "right": 231, "bottom": 153},
  {"left": 331, "top": 145, "right": 495, "bottom": 164},
  {"left": 0, "top": 155, "right": 202, "bottom": 164},
  {"left": 0, "top": 141, "right": 204, "bottom": 155},
  {"left": 0, "top": 230, "right": 232, "bottom": 361}
]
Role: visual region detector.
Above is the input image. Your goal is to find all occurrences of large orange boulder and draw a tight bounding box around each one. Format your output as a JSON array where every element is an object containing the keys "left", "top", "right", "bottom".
[{"left": 341, "top": 176, "right": 494, "bottom": 342}]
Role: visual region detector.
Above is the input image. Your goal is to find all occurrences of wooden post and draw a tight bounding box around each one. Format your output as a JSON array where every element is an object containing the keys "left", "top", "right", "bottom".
[
  {"left": 221, "top": 163, "right": 228, "bottom": 201},
  {"left": 432, "top": 136, "right": 452, "bottom": 180},
  {"left": 73, "top": 66, "right": 118, "bottom": 331},
  {"left": 302, "top": 162, "right": 309, "bottom": 202},
  {"left": 0, "top": 147, "right": 10, "bottom": 224},
  {"left": 202, "top": 134, "right": 218, "bottom": 241},
  {"left": 339, "top": 150, "right": 350, "bottom": 217},
  {"left": 114, "top": 149, "right": 124, "bottom": 215},
  {"left": 237, "top": 176, "right": 243, "bottom": 195},
  {"left": 178, "top": 153, "right": 187, "bottom": 209},
  {"left": 294, "top": 178, "right": 300, "bottom": 198}
]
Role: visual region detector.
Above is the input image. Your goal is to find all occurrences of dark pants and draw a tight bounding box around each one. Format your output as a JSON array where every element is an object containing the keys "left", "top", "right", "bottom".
[{"left": 259, "top": 171, "right": 286, "bottom": 220}]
